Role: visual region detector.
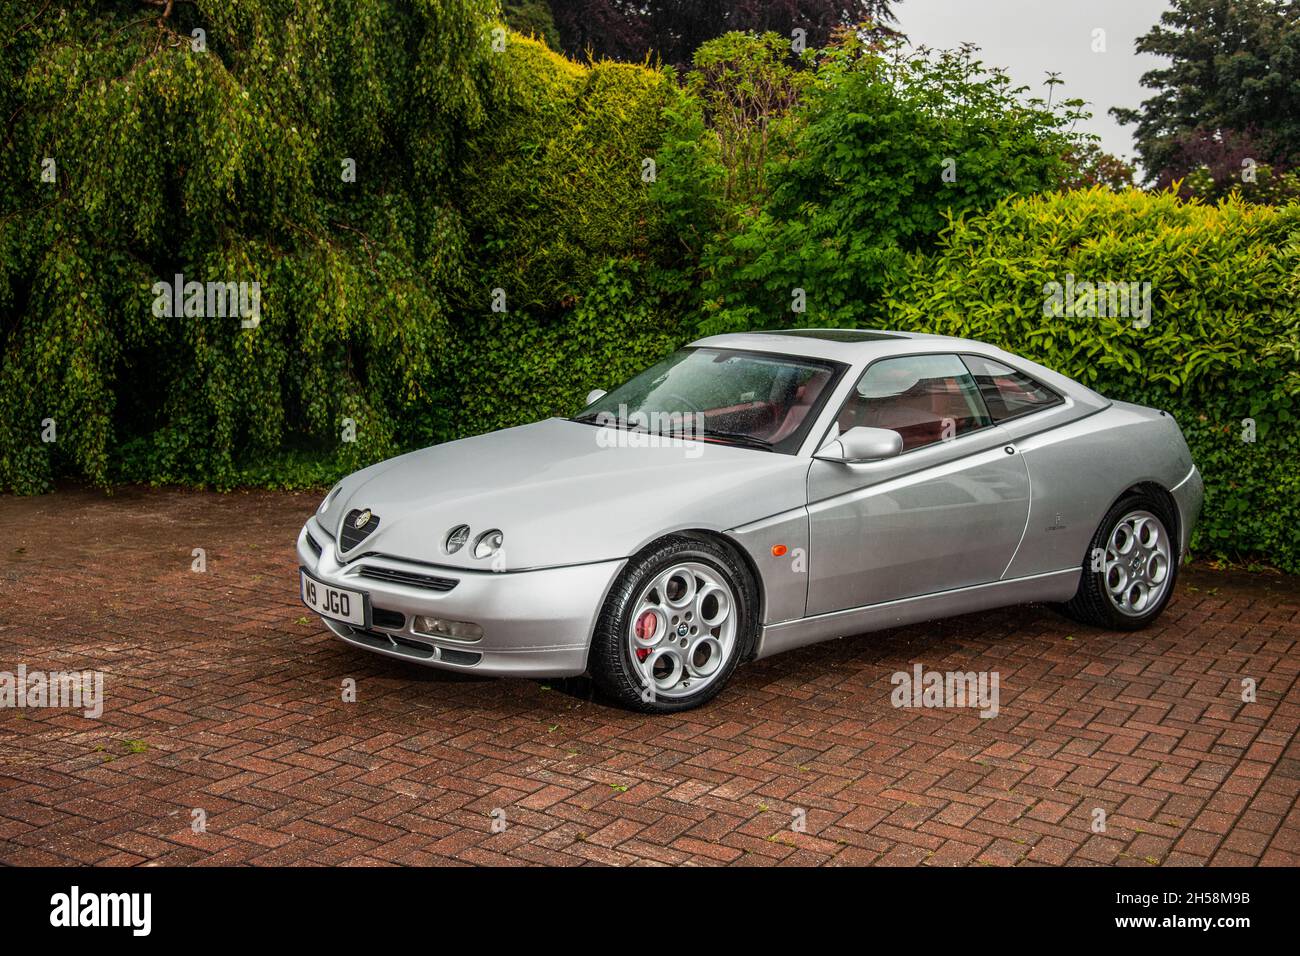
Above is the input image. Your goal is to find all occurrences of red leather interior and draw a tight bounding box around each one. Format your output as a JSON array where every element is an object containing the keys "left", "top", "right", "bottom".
[
  {"left": 838, "top": 376, "right": 984, "bottom": 451},
  {"left": 767, "top": 370, "right": 831, "bottom": 444},
  {"left": 703, "top": 400, "right": 777, "bottom": 434},
  {"left": 701, "top": 368, "right": 832, "bottom": 446}
]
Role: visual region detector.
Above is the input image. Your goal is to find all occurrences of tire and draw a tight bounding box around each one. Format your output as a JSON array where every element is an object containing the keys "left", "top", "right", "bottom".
[
  {"left": 1060, "top": 492, "right": 1179, "bottom": 630},
  {"left": 589, "top": 535, "right": 757, "bottom": 713}
]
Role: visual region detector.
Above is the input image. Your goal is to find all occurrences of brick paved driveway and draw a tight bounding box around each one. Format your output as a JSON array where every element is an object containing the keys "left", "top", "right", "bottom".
[{"left": 1, "top": 486, "right": 1296, "bottom": 866}]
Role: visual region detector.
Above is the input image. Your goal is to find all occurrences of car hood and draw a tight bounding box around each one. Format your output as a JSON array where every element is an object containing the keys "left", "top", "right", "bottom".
[{"left": 323, "top": 418, "right": 810, "bottom": 571}]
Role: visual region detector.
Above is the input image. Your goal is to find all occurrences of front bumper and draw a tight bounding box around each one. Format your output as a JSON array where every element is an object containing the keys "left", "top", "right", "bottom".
[{"left": 297, "top": 520, "right": 625, "bottom": 677}]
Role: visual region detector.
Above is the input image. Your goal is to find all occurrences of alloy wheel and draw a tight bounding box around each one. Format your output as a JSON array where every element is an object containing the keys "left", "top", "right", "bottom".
[
  {"left": 1102, "top": 509, "right": 1173, "bottom": 617},
  {"left": 627, "top": 561, "right": 737, "bottom": 700}
]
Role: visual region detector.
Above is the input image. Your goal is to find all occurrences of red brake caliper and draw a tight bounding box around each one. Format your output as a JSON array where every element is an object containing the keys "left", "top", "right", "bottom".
[{"left": 634, "top": 611, "right": 655, "bottom": 662}]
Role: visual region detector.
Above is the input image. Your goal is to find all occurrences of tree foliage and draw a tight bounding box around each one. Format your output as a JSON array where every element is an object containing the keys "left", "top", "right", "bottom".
[
  {"left": 451, "top": 34, "right": 686, "bottom": 436},
  {"left": 1060, "top": 143, "right": 1137, "bottom": 192},
  {"left": 1113, "top": 0, "right": 1300, "bottom": 183},
  {"left": 549, "top": 0, "right": 899, "bottom": 66},
  {"left": 1159, "top": 127, "right": 1300, "bottom": 203},
  {"left": 654, "top": 33, "right": 1088, "bottom": 334},
  {"left": 0, "top": 0, "right": 497, "bottom": 492},
  {"left": 501, "top": 0, "right": 561, "bottom": 49},
  {"left": 682, "top": 31, "right": 811, "bottom": 215}
]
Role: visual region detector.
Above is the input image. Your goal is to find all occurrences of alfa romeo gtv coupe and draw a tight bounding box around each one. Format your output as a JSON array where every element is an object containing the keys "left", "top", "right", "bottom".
[{"left": 297, "top": 329, "right": 1203, "bottom": 712}]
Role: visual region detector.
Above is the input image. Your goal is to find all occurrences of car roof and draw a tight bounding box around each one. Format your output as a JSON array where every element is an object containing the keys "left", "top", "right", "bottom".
[{"left": 690, "top": 328, "right": 994, "bottom": 363}]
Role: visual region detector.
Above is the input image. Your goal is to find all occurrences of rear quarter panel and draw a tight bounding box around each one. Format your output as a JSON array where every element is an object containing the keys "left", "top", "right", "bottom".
[{"left": 1001, "top": 401, "right": 1196, "bottom": 579}]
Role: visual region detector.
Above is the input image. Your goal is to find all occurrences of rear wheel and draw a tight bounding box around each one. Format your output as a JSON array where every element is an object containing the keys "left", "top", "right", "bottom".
[
  {"left": 590, "top": 536, "right": 755, "bottom": 713},
  {"left": 1061, "top": 493, "right": 1178, "bottom": 630}
]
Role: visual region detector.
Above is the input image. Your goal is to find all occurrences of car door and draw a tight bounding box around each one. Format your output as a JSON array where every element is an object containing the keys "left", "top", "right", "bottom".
[{"left": 805, "top": 352, "right": 1031, "bottom": 616}]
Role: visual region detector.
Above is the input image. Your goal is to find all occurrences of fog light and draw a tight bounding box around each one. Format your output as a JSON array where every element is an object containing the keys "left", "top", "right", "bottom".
[{"left": 413, "top": 616, "right": 483, "bottom": 643}]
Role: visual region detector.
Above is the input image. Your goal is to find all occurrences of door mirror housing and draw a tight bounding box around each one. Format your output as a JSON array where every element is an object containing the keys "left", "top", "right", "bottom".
[
  {"left": 584, "top": 389, "right": 607, "bottom": 407},
  {"left": 816, "top": 426, "right": 904, "bottom": 463}
]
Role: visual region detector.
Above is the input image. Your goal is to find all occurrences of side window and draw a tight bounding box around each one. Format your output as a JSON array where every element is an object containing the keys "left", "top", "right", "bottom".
[
  {"left": 835, "top": 354, "right": 992, "bottom": 452},
  {"left": 961, "top": 355, "right": 1062, "bottom": 423}
]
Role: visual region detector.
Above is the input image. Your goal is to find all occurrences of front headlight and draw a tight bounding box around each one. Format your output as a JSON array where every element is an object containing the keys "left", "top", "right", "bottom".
[{"left": 472, "top": 529, "right": 503, "bottom": 560}]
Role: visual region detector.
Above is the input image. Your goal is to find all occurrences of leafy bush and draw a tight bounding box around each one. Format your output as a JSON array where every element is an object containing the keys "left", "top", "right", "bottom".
[
  {"left": 457, "top": 36, "right": 676, "bottom": 311},
  {"left": 3, "top": 11, "right": 1294, "bottom": 576},
  {"left": 680, "top": 32, "right": 810, "bottom": 216},
  {"left": 454, "top": 259, "right": 687, "bottom": 436},
  {"left": 885, "top": 188, "right": 1300, "bottom": 570},
  {"left": 653, "top": 32, "right": 1089, "bottom": 335},
  {"left": 450, "top": 35, "right": 687, "bottom": 431}
]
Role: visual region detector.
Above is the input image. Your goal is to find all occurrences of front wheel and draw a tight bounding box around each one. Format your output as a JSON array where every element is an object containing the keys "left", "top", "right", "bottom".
[
  {"left": 1061, "top": 493, "right": 1179, "bottom": 630},
  {"left": 589, "top": 536, "right": 756, "bottom": 713}
]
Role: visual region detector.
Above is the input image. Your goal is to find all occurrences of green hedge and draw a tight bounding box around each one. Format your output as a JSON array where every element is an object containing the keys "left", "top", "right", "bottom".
[
  {"left": 450, "top": 35, "right": 687, "bottom": 432},
  {"left": 885, "top": 188, "right": 1300, "bottom": 571}
]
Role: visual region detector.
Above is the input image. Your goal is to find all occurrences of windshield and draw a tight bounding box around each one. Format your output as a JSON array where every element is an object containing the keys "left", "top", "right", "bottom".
[{"left": 573, "top": 348, "right": 845, "bottom": 454}]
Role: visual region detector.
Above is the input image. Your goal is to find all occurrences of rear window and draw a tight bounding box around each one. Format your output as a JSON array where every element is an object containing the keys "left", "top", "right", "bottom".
[{"left": 961, "top": 355, "right": 1062, "bottom": 423}]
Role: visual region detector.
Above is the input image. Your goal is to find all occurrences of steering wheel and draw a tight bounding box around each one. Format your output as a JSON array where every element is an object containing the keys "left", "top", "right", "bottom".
[
  {"left": 660, "top": 392, "right": 704, "bottom": 417},
  {"left": 652, "top": 393, "right": 705, "bottom": 437}
]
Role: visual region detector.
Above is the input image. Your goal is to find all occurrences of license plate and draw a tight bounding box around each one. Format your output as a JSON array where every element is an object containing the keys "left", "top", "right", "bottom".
[{"left": 300, "top": 570, "right": 367, "bottom": 627}]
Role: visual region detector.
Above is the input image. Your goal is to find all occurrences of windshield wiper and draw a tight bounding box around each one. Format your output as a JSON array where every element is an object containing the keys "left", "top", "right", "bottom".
[
  {"left": 668, "top": 427, "right": 774, "bottom": 451},
  {"left": 572, "top": 414, "right": 652, "bottom": 434}
]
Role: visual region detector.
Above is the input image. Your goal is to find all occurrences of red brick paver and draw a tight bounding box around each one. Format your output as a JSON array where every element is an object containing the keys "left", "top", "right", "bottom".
[{"left": 1, "top": 486, "right": 1297, "bottom": 866}]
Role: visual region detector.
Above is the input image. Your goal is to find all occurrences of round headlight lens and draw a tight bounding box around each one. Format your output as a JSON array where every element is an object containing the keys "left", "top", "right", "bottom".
[{"left": 473, "top": 529, "right": 503, "bottom": 560}]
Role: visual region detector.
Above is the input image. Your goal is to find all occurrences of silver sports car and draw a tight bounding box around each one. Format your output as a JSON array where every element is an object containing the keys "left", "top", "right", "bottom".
[{"left": 297, "top": 329, "right": 1203, "bottom": 712}]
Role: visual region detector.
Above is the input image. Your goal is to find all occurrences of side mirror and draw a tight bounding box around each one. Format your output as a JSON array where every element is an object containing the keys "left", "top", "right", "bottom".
[
  {"left": 584, "top": 389, "right": 607, "bottom": 407},
  {"left": 816, "top": 426, "right": 903, "bottom": 463}
]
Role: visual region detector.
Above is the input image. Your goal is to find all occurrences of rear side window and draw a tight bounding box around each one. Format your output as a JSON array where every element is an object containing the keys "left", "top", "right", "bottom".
[
  {"left": 835, "top": 353, "right": 991, "bottom": 452},
  {"left": 961, "top": 355, "right": 1062, "bottom": 423}
]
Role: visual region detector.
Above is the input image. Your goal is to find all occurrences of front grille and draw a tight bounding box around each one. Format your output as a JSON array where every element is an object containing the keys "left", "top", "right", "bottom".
[
  {"left": 357, "top": 565, "right": 458, "bottom": 592},
  {"left": 339, "top": 509, "right": 380, "bottom": 553},
  {"left": 304, "top": 531, "right": 323, "bottom": 558}
]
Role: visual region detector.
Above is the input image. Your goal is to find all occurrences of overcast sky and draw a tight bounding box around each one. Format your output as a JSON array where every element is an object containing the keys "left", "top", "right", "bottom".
[{"left": 895, "top": 0, "right": 1172, "bottom": 164}]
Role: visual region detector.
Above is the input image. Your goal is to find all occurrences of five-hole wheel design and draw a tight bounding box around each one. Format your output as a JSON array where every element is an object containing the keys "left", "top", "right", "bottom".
[{"left": 627, "top": 561, "right": 738, "bottom": 700}]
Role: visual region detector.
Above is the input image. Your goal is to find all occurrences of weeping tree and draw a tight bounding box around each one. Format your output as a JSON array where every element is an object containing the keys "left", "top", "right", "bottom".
[{"left": 0, "top": 0, "right": 499, "bottom": 493}]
